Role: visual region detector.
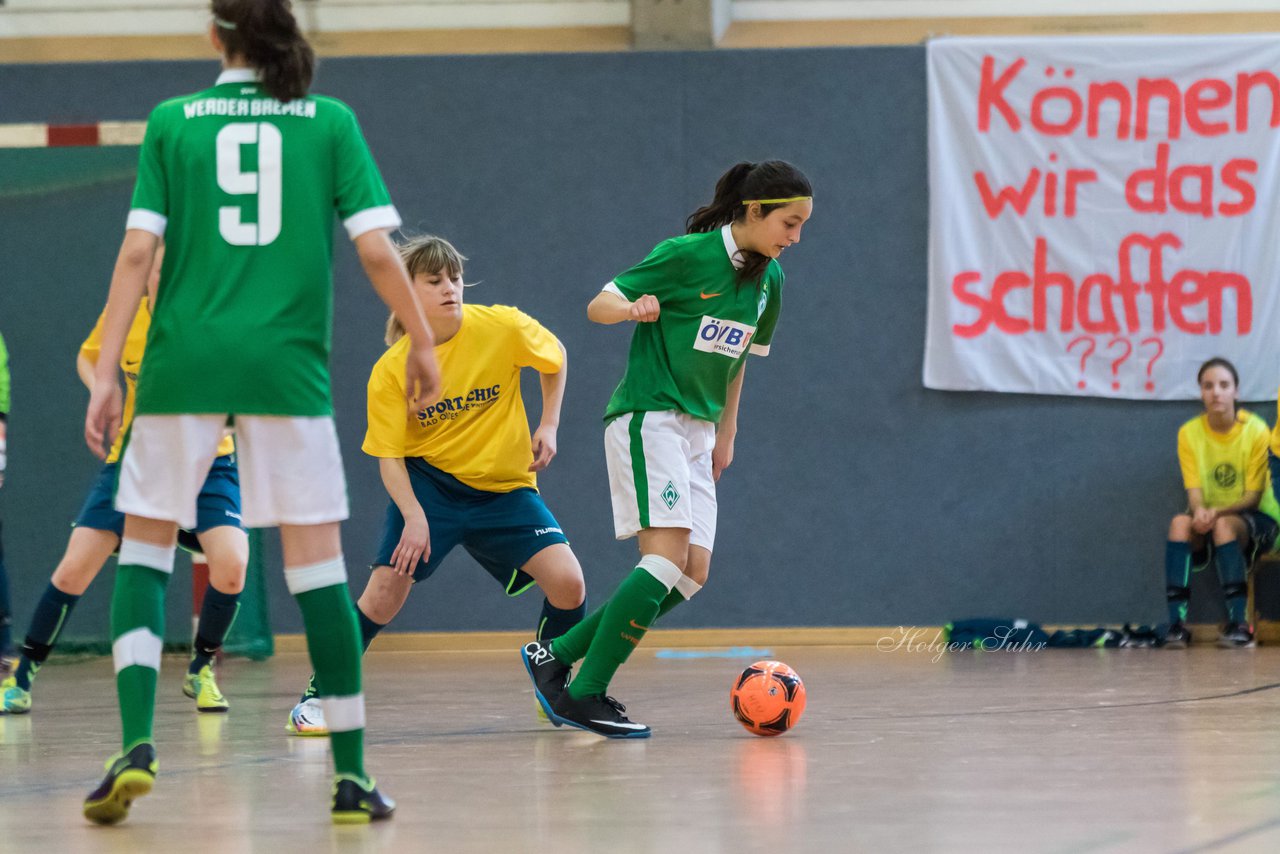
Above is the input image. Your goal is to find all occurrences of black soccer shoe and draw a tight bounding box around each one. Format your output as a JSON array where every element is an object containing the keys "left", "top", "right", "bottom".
[
  {"left": 521, "top": 640, "right": 570, "bottom": 726},
  {"left": 1162, "top": 623, "right": 1192, "bottom": 649},
  {"left": 551, "top": 691, "right": 651, "bottom": 739},
  {"left": 1218, "top": 622, "right": 1257, "bottom": 649},
  {"left": 83, "top": 742, "right": 157, "bottom": 825},
  {"left": 331, "top": 777, "right": 396, "bottom": 824}
]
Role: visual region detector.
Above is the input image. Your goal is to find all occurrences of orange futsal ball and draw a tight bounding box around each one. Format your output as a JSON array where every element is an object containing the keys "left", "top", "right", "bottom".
[{"left": 730, "top": 660, "right": 806, "bottom": 737}]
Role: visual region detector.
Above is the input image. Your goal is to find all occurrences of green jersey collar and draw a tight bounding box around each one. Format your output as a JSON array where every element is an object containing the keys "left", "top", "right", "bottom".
[
  {"left": 215, "top": 69, "right": 260, "bottom": 86},
  {"left": 720, "top": 224, "right": 745, "bottom": 270}
]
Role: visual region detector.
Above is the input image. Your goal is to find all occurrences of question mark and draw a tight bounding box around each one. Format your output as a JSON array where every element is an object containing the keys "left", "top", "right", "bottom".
[
  {"left": 1067, "top": 335, "right": 1096, "bottom": 389},
  {"left": 1105, "top": 337, "right": 1132, "bottom": 391},
  {"left": 1139, "top": 337, "right": 1164, "bottom": 392}
]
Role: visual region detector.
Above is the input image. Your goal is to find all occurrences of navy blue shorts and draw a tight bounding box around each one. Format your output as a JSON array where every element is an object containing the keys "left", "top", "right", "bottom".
[
  {"left": 1189, "top": 510, "right": 1280, "bottom": 569},
  {"left": 374, "top": 458, "right": 569, "bottom": 595},
  {"left": 75, "top": 454, "right": 243, "bottom": 544}
]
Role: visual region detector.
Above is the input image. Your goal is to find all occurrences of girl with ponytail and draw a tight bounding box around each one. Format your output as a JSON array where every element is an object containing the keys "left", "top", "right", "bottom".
[
  {"left": 210, "top": 0, "right": 314, "bottom": 102},
  {"left": 686, "top": 160, "right": 812, "bottom": 286},
  {"left": 81, "top": 0, "right": 439, "bottom": 826},
  {"left": 519, "top": 161, "right": 812, "bottom": 738}
]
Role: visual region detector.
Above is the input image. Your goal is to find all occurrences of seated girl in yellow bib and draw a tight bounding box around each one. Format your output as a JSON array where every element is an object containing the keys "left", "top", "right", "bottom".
[{"left": 1165, "top": 357, "right": 1279, "bottom": 649}]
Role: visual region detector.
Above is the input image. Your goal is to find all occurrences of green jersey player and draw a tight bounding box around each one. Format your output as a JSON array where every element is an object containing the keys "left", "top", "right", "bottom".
[
  {"left": 82, "top": 0, "right": 440, "bottom": 825},
  {"left": 521, "top": 161, "right": 813, "bottom": 737}
]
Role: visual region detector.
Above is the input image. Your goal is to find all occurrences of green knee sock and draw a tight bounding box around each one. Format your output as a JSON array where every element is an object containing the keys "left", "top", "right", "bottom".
[
  {"left": 295, "top": 581, "right": 365, "bottom": 782},
  {"left": 567, "top": 560, "right": 675, "bottom": 699},
  {"left": 111, "top": 558, "right": 171, "bottom": 752},
  {"left": 553, "top": 573, "right": 698, "bottom": 665},
  {"left": 656, "top": 575, "right": 702, "bottom": 621}
]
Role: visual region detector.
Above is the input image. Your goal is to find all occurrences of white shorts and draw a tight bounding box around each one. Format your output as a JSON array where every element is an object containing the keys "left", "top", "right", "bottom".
[
  {"left": 117, "top": 414, "right": 349, "bottom": 529},
  {"left": 604, "top": 410, "right": 717, "bottom": 551}
]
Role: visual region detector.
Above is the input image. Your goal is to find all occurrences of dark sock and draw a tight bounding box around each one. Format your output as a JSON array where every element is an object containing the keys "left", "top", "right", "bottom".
[
  {"left": 357, "top": 607, "right": 385, "bottom": 652},
  {"left": 189, "top": 584, "right": 241, "bottom": 674},
  {"left": 549, "top": 605, "right": 602, "bottom": 664},
  {"left": 1165, "top": 541, "right": 1191, "bottom": 625},
  {"left": 537, "top": 598, "right": 586, "bottom": 642},
  {"left": 15, "top": 582, "right": 81, "bottom": 690},
  {"left": 1215, "top": 540, "right": 1249, "bottom": 624}
]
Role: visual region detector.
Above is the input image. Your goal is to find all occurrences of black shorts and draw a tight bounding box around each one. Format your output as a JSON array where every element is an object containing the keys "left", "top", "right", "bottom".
[{"left": 1190, "top": 509, "right": 1279, "bottom": 569}]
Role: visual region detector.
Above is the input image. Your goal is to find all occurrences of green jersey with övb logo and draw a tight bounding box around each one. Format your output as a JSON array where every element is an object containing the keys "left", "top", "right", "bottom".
[{"left": 603, "top": 225, "right": 783, "bottom": 424}]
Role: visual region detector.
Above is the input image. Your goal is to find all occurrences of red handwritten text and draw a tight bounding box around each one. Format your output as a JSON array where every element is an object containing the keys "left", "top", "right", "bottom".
[
  {"left": 979, "top": 55, "right": 1280, "bottom": 139},
  {"left": 951, "top": 234, "right": 1252, "bottom": 338}
]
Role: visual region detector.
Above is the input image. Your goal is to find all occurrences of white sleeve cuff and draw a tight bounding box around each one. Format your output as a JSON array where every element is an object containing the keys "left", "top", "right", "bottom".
[
  {"left": 126, "top": 208, "right": 167, "bottom": 237},
  {"left": 343, "top": 205, "right": 402, "bottom": 240},
  {"left": 749, "top": 343, "right": 771, "bottom": 356},
  {"left": 602, "top": 281, "right": 625, "bottom": 298}
]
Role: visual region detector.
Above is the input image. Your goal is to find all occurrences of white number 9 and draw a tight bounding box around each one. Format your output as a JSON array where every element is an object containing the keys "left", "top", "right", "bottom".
[{"left": 216, "top": 122, "right": 282, "bottom": 246}]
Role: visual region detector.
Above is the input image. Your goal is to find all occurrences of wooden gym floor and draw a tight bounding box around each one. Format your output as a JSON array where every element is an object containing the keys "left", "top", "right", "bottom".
[{"left": 3, "top": 643, "right": 1280, "bottom": 852}]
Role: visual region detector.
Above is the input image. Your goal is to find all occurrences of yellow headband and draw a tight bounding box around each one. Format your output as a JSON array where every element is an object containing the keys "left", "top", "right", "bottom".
[{"left": 742, "top": 196, "right": 811, "bottom": 206}]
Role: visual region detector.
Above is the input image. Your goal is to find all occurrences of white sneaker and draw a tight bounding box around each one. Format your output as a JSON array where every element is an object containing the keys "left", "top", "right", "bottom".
[{"left": 288, "top": 698, "right": 328, "bottom": 736}]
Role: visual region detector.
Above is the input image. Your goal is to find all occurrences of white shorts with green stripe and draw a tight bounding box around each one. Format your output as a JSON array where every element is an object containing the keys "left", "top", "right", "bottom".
[
  {"left": 604, "top": 410, "right": 716, "bottom": 550},
  {"left": 117, "top": 414, "right": 349, "bottom": 529}
]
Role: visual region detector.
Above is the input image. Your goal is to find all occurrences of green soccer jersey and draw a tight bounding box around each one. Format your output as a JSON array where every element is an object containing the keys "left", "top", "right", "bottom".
[
  {"left": 604, "top": 225, "right": 783, "bottom": 423},
  {"left": 127, "top": 69, "right": 401, "bottom": 416}
]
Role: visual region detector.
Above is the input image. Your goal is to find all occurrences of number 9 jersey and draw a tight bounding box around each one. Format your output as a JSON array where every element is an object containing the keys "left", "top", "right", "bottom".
[{"left": 126, "top": 69, "right": 401, "bottom": 418}]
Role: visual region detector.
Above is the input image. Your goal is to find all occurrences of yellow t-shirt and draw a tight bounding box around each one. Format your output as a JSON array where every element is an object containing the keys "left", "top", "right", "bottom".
[
  {"left": 1178, "top": 408, "right": 1280, "bottom": 523},
  {"left": 81, "top": 301, "right": 234, "bottom": 464},
  {"left": 362, "top": 304, "right": 564, "bottom": 492},
  {"left": 1269, "top": 391, "right": 1280, "bottom": 459}
]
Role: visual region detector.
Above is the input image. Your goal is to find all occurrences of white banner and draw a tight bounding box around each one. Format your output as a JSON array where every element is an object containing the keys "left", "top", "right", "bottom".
[{"left": 925, "top": 35, "right": 1280, "bottom": 400}]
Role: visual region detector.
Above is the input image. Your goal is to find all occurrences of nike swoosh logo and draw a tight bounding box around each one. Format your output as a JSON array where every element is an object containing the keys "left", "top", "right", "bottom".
[
  {"left": 699, "top": 292, "right": 722, "bottom": 299},
  {"left": 590, "top": 719, "right": 647, "bottom": 730},
  {"left": 629, "top": 619, "right": 649, "bottom": 631}
]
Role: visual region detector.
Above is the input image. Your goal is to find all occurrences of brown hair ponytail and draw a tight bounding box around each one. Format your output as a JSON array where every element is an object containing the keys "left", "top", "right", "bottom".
[
  {"left": 212, "top": 0, "right": 315, "bottom": 102},
  {"left": 686, "top": 160, "right": 811, "bottom": 286}
]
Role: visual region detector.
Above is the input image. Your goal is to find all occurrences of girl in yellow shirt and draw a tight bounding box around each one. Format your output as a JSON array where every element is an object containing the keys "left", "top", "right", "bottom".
[
  {"left": 289, "top": 235, "right": 586, "bottom": 734},
  {"left": 1166, "top": 358, "right": 1279, "bottom": 648}
]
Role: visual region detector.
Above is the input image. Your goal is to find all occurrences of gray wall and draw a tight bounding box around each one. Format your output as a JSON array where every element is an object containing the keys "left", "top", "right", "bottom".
[{"left": 0, "top": 46, "right": 1211, "bottom": 644}]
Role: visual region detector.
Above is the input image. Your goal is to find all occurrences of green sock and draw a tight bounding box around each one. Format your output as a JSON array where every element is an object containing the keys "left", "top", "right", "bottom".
[
  {"left": 567, "top": 557, "right": 678, "bottom": 699},
  {"left": 656, "top": 575, "right": 701, "bottom": 621},
  {"left": 111, "top": 545, "right": 174, "bottom": 752},
  {"left": 299, "top": 606, "right": 385, "bottom": 703},
  {"left": 655, "top": 588, "right": 688, "bottom": 621},
  {"left": 293, "top": 576, "right": 365, "bottom": 782},
  {"left": 553, "top": 575, "right": 698, "bottom": 663}
]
